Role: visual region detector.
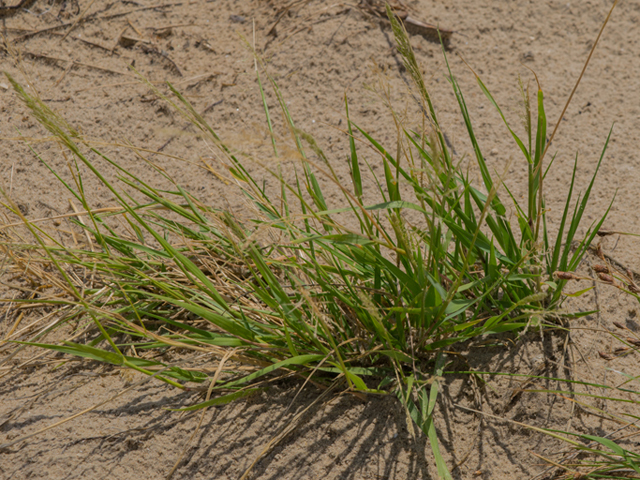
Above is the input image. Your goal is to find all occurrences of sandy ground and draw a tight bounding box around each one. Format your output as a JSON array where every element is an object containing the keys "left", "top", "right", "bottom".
[{"left": 1, "top": 0, "right": 640, "bottom": 478}]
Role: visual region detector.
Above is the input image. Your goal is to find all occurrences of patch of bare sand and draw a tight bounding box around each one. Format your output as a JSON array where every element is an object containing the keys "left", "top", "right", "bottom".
[{"left": 2, "top": 0, "right": 640, "bottom": 478}]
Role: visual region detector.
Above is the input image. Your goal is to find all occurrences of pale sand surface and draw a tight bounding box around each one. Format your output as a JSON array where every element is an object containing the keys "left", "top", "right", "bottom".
[{"left": 1, "top": 1, "right": 640, "bottom": 478}]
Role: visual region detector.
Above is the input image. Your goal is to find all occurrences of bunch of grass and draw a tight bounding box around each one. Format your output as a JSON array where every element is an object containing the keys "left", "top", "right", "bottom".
[{"left": 0, "top": 4, "right": 623, "bottom": 478}]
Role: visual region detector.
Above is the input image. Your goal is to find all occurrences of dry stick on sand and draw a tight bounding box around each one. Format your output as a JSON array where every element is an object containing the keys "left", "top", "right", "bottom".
[
  {"left": 240, "top": 378, "right": 344, "bottom": 480},
  {"left": 0, "top": 207, "right": 121, "bottom": 230},
  {"left": 68, "top": 199, "right": 94, "bottom": 252},
  {"left": 45, "top": 31, "right": 113, "bottom": 52},
  {"left": 266, "top": 0, "right": 312, "bottom": 36},
  {"left": 166, "top": 349, "right": 237, "bottom": 479},
  {"left": 127, "top": 18, "right": 144, "bottom": 37},
  {"left": 531, "top": 0, "right": 620, "bottom": 241},
  {"left": 73, "top": 71, "right": 223, "bottom": 93},
  {"left": 11, "top": 2, "right": 183, "bottom": 42},
  {"left": 139, "top": 43, "right": 184, "bottom": 76},
  {"left": 0, "top": 305, "right": 91, "bottom": 380},
  {"left": 0, "top": 364, "right": 181, "bottom": 452},
  {"left": 52, "top": 59, "right": 74, "bottom": 87},
  {"left": 111, "top": 26, "right": 128, "bottom": 53},
  {"left": 358, "top": 0, "right": 454, "bottom": 41},
  {"left": 58, "top": 0, "right": 96, "bottom": 43},
  {"left": 1, "top": 296, "right": 22, "bottom": 343},
  {"left": 21, "top": 50, "right": 128, "bottom": 76},
  {"left": 265, "top": 3, "right": 351, "bottom": 51}
]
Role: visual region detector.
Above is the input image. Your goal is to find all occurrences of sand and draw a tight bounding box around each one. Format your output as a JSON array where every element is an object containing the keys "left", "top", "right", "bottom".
[{"left": 1, "top": 0, "right": 640, "bottom": 478}]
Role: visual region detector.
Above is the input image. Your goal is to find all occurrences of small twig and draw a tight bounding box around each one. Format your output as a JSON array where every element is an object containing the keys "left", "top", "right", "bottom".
[
  {"left": 11, "top": 2, "right": 182, "bottom": 42},
  {"left": 1, "top": 299, "right": 21, "bottom": 343},
  {"left": 203, "top": 98, "right": 223, "bottom": 113},
  {"left": 109, "top": 26, "right": 125, "bottom": 54},
  {"left": 69, "top": 199, "right": 94, "bottom": 252},
  {"left": 266, "top": 0, "right": 311, "bottom": 36},
  {"left": 267, "top": 3, "right": 348, "bottom": 51},
  {"left": 53, "top": 60, "right": 74, "bottom": 87},
  {"left": 0, "top": 207, "right": 121, "bottom": 230},
  {"left": 358, "top": 0, "right": 453, "bottom": 40},
  {"left": 9, "top": 162, "right": 15, "bottom": 196},
  {"left": 0, "top": 0, "right": 36, "bottom": 19},
  {"left": 73, "top": 72, "right": 222, "bottom": 93},
  {"left": 0, "top": 366, "right": 171, "bottom": 452},
  {"left": 22, "top": 50, "right": 128, "bottom": 75},
  {"left": 148, "top": 22, "right": 198, "bottom": 31},
  {"left": 59, "top": 0, "right": 96, "bottom": 43},
  {"left": 127, "top": 17, "right": 144, "bottom": 37},
  {"left": 98, "top": 2, "right": 183, "bottom": 21},
  {"left": 500, "top": 355, "right": 547, "bottom": 413},
  {"left": 166, "top": 350, "right": 237, "bottom": 479},
  {"left": 240, "top": 378, "right": 343, "bottom": 480},
  {"left": 534, "top": 0, "right": 619, "bottom": 242},
  {"left": 48, "top": 31, "right": 113, "bottom": 52},
  {"left": 120, "top": 33, "right": 152, "bottom": 45},
  {"left": 140, "top": 44, "right": 183, "bottom": 76}
]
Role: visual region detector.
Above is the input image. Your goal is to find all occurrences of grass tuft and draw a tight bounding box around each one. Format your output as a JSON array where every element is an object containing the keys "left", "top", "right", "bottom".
[{"left": 0, "top": 7, "right": 619, "bottom": 477}]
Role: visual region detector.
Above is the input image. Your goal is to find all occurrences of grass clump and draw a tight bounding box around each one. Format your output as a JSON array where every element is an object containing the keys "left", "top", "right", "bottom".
[{"left": 0, "top": 6, "right": 620, "bottom": 479}]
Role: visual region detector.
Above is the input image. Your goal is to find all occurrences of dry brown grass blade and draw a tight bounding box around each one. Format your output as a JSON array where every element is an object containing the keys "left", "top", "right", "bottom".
[
  {"left": 0, "top": 364, "right": 172, "bottom": 452},
  {"left": 1, "top": 297, "right": 21, "bottom": 342},
  {"left": 73, "top": 71, "right": 223, "bottom": 93},
  {"left": 21, "top": 51, "right": 129, "bottom": 76},
  {"left": 127, "top": 18, "right": 145, "bottom": 38},
  {"left": 48, "top": 31, "right": 113, "bottom": 52},
  {"left": 166, "top": 349, "right": 237, "bottom": 479},
  {"left": 0, "top": 307, "right": 66, "bottom": 348},
  {"left": 0, "top": 381, "right": 61, "bottom": 430},
  {"left": 1, "top": 244, "right": 73, "bottom": 296},
  {"left": 529, "top": 450, "right": 584, "bottom": 479},
  {"left": 11, "top": 2, "right": 183, "bottom": 43},
  {"left": 111, "top": 26, "right": 129, "bottom": 53},
  {"left": 59, "top": 0, "right": 96, "bottom": 43},
  {"left": 52, "top": 60, "right": 75, "bottom": 87},
  {"left": 0, "top": 289, "right": 92, "bottom": 378},
  {"left": 537, "top": 0, "right": 619, "bottom": 170},
  {"left": 68, "top": 199, "right": 94, "bottom": 252},
  {"left": 239, "top": 378, "right": 344, "bottom": 480},
  {"left": 264, "top": 2, "right": 349, "bottom": 51},
  {"left": 266, "top": 0, "right": 312, "bottom": 36},
  {"left": 358, "top": 0, "right": 453, "bottom": 40},
  {"left": 533, "top": 0, "right": 619, "bottom": 248},
  {"left": 0, "top": 207, "right": 122, "bottom": 230}
]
